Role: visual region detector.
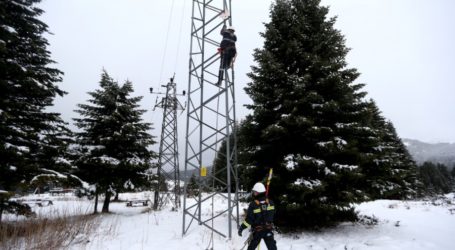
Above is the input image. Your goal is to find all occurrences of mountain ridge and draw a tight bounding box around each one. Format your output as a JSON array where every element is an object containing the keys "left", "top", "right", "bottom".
[{"left": 403, "top": 138, "right": 455, "bottom": 168}]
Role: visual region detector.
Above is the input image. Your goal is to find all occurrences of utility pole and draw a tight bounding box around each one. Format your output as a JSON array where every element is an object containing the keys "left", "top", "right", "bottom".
[
  {"left": 151, "top": 76, "right": 185, "bottom": 210},
  {"left": 182, "top": 0, "right": 239, "bottom": 239}
]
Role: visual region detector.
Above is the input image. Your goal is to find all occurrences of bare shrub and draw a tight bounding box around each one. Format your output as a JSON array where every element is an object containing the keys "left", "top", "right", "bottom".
[
  {"left": 0, "top": 212, "right": 99, "bottom": 249},
  {"left": 356, "top": 214, "right": 379, "bottom": 226}
]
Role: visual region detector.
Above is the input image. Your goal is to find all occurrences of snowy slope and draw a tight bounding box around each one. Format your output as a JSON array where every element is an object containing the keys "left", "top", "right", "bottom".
[{"left": 4, "top": 192, "right": 455, "bottom": 250}]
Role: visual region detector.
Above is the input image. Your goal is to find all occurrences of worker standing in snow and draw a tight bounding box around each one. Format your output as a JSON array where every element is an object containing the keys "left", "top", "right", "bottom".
[
  {"left": 217, "top": 23, "right": 237, "bottom": 85},
  {"left": 238, "top": 182, "right": 277, "bottom": 250}
]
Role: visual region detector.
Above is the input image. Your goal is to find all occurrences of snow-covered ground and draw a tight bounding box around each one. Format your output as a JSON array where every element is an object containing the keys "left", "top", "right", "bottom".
[{"left": 4, "top": 192, "right": 455, "bottom": 250}]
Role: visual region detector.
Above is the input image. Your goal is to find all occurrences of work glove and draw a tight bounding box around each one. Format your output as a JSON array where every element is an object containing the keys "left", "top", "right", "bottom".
[{"left": 238, "top": 228, "right": 243, "bottom": 237}]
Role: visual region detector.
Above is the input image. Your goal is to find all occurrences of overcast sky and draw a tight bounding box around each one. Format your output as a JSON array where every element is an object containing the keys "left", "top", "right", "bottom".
[{"left": 39, "top": 0, "right": 455, "bottom": 144}]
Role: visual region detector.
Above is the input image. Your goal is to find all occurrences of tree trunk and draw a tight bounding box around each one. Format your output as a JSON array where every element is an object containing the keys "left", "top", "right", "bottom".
[
  {"left": 102, "top": 191, "right": 111, "bottom": 213},
  {"left": 0, "top": 198, "right": 4, "bottom": 223},
  {"left": 113, "top": 191, "right": 119, "bottom": 201},
  {"left": 94, "top": 188, "right": 99, "bottom": 214}
]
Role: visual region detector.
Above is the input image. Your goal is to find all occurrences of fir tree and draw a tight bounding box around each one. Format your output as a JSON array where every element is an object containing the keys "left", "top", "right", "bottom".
[
  {"left": 212, "top": 138, "right": 231, "bottom": 191},
  {"left": 243, "top": 0, "right": 414, "bottom": 228},
  {"left": 0, "top": 0, "right": 68, "bottom": 221},
  {"left": 419, "top": 162, "right": 453, "bottom": 195},
  {"left": 212, "top": 122, "right": 247, "bottom": 191},
  {"left": 361, "top": 101, "right": 419, "bottom": 199},
  {"left": 74, "top": 71, "right": 156, "bottom": 213},
  {"left": 244, "top": 0, "right": 368, "bottom": 228},
  {"left": 380, "top": 122, "right": 420, "bottom": 197},
  {"left": 186, "top": 173, "right": 199, "bottom": 197},
  {"left": 32, "top": 123, "right": 77, "bottom": 186}
]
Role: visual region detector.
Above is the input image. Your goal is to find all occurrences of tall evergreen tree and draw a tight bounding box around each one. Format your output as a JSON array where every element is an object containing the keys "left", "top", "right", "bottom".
[
  {"left": 243, "top": 0, "right": 417, "bottom": 228},
  {"left": 186, "top": 173, "right": 199, "bottom": 197},
  {"left": 361, "top": 101, "right": 419, "bottom": 199},
  {"left": 0, "top": 0, "right": 69, "bottom": 221},
  {"left": 212, "top": 137, "right": 232, "bottom": 190},
  {"left": 212, "top": 122, "right": 248, "bottom": 191},
  {"left": 28, "top": 123, "right": 79, "bottom": 191},
  {"left": 244, "top": 0, "right": 369, "bottom": 228},
  {"left": 74, "top": 71, "right": 156, "bottom": 213},
  {"left": 419, "top": 162, "right": 453, "bottom": 194}
]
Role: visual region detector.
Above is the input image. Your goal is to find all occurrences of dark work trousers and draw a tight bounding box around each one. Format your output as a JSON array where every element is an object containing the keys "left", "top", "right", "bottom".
[
  {"left": 247, "top": 230, "right": 277, "bottom": 250},
  {"left": 217, "top": 47, "right": 236, "bottom": 85}
]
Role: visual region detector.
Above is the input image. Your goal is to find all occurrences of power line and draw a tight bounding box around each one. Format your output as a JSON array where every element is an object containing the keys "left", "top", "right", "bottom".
[
  {"left": 158, "top": 0, "right": 176, "bottom": 84},
  {"left": 174, "top": 0, "right": 188, "bottom": 74}
]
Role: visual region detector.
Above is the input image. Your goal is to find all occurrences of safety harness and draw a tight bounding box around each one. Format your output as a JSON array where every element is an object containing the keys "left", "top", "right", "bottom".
[
  {"left": 222, "top": 37, "right": 236, "bottom": 43},
  {"left": 252, "top": 199, "right": 274, "bottom": 232}
]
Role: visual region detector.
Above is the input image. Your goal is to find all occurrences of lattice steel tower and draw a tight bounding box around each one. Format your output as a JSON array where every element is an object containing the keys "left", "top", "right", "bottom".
[
  {"left": 152, "top": 77, "right": 185, "bottom": 210},
  {"left": 182, "top": 0, "right": 239, "bottom": 239}
]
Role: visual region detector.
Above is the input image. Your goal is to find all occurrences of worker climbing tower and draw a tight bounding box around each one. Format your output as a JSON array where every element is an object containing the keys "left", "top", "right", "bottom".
[
  {"left": 182, "top": 0, "right": 239, "bottom": 239},
  {"left": 151, "top": 77, "right": 185, "bottom": 210}
]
